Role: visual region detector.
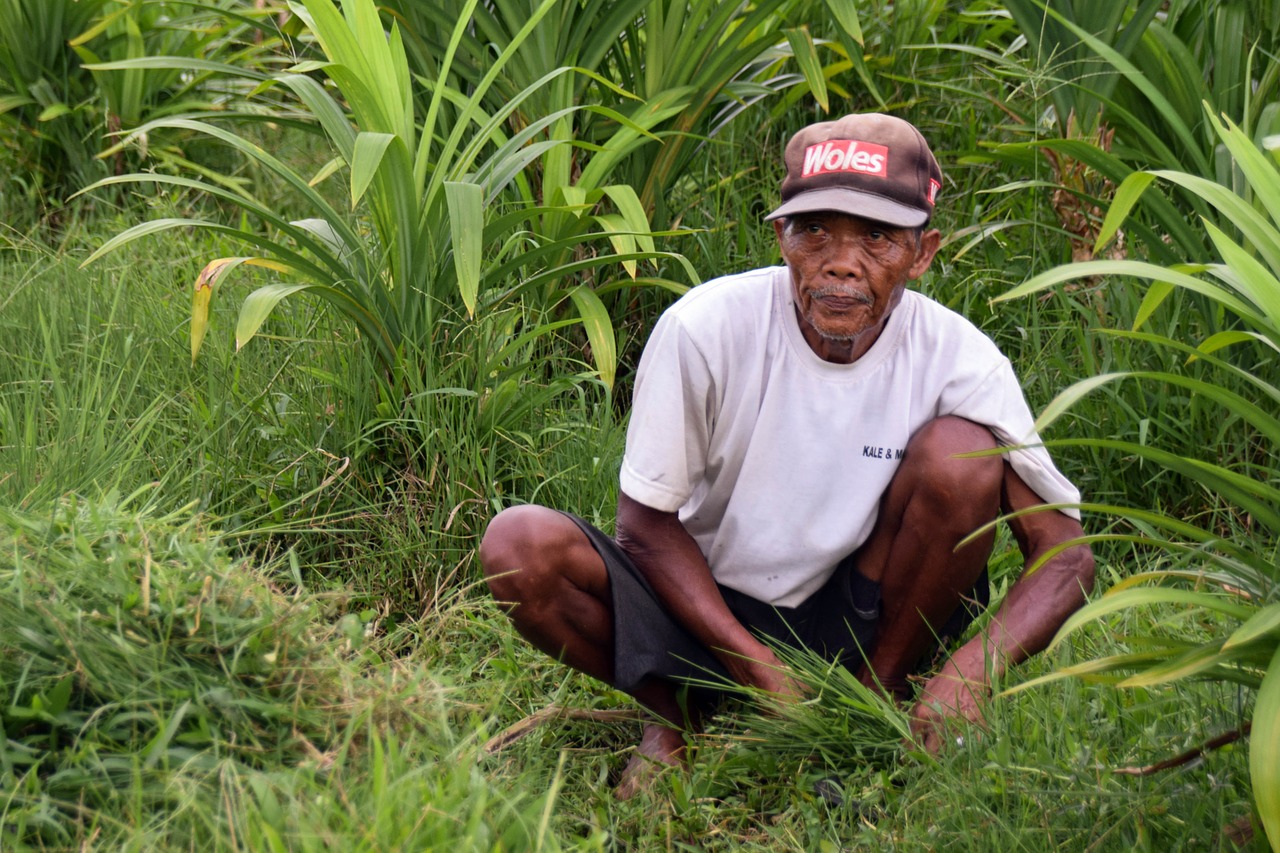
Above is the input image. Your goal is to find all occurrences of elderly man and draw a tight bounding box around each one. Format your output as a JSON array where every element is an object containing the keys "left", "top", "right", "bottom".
[{"left": 480, "top": 112, "right": 1094, "bottom": 797}]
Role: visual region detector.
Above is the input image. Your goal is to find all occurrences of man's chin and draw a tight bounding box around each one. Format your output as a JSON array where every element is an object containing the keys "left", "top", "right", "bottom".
[
  {"left": 805, "top": 308, "right": 876, "bottom": 344},
  {"left": 810, "top": 321, "right": 867, "bottom": 344}
]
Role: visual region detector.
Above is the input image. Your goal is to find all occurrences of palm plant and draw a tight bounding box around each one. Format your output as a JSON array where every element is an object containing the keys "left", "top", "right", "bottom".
[
  {"left": 0, "top": 0, "right": 279, "bottom": 213},
  {"left": 79, "top": 0, "right": 695, "bottom": 387},
  {"left": 384, "top": 0, "right": 852, "bottom": 231},
  {"left": 74, "top": 0, "right": 293, "bottom": 177},
  {"left": 1115, "top": 0, "right": 1280, "bottom": 174},
  {"left": 995, "top": 106, "right": 1280, "bottom": 850},
  {"left": 1000, "top": 0, "right": 1163, "bottom": 138},
  {"left": 966, "top": 1, "right": 1181, "bottom": 266},
  {"left": 982, "top": 0, "right": 1280, "bottom": 269},
  {"left": 76, "top": 0, "right": 705, "bottom": 510},
  {"left": 0, "top": 0, "right": 110, "bottom": 204}
]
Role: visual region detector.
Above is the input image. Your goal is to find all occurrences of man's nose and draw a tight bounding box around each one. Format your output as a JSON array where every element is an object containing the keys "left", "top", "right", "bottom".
[{"left": 822, "top": 241, "right": 864, "bottom": 278}]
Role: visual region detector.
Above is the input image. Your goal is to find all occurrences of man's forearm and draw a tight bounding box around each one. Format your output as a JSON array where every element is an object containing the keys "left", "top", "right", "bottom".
[
  {"left": 945, "top": 464, "right": 1098, "bottom": 686},
  {"left": 911, "top": 542, "right": 1093, "bottom": 751},
  {"left": 615, "top": 492, "right": 780, "bottom": 683},
  {"left": 949, "top": 540, "right": 1094, "bottom": 685}
]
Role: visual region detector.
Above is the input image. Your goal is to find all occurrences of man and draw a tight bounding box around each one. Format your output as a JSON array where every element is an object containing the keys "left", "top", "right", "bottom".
[{"left": 480, "top": 112, "right": 1094, "bottom": 797}]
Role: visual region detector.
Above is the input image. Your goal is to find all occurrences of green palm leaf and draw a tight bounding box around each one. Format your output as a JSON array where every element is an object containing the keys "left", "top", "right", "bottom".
[
  {"left": 1117, "top": 642, "right": 1260, "bottom": 689},
  {"left": 1006, "top": 645, "right": 1201, "bottom": 695},
  {"left": 1032, "top": 371, "right": 1280, "bottom": 449},
  {"left": 1253, "top": 646, "right": 1280, "bottom": 850},
  {"left": 1049, "top": 588, "right": 1255, "bottom": 653},
  {"left": 1224, "top": 604, "right": 1280, "bottom": 652},
  {"left": 444, "top": 181, "right": 483, "bottom": 318},
  {"left": 994, "top": 259, "right": 1267, "bottom": 329},
  {"left": 350, "top": 132, "right": 397, "bottom": 208},
  {"left": 235, "top": 283, "right": 315, "bottom": 351}
]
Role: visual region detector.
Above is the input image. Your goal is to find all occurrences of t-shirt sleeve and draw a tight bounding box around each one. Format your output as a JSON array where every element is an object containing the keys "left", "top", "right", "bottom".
[
  {"left": 619, "top": 312, "right": 715, "bottom": 513},
  {"left": 945, "top": 358, "right": 1083, "bottom": 520}
]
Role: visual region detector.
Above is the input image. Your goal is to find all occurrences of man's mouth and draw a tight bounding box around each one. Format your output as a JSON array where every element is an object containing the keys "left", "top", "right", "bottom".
[{"left": 812, "top": 288, "right": 872, "bottom": 310}]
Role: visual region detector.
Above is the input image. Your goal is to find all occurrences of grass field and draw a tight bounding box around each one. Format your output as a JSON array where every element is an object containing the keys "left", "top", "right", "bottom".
[
  {"left": 3, "top": 1, "right": 1279, "bottom": 842},
  {"left": 0, "top": 137, "right": 1269, "bottom": 849}
]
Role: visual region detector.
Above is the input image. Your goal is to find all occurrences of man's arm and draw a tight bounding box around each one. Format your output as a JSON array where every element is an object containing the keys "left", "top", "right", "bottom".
[
  {"left": 910, "top": 463, "right": 1095, "bottom": 751},
  {"left": 615, "top": 492, "right": 802, "bottom": 697}
]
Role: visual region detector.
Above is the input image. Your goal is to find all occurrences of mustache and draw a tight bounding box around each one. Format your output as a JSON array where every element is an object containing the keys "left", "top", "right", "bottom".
[{"left": 810, "top": 286, "right": 873, "bottom": 305}]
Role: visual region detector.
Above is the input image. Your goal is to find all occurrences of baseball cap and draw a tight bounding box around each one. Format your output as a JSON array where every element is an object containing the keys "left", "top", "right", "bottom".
[{"left": 764, "top": 112, "right": 943, "bottom": 227}]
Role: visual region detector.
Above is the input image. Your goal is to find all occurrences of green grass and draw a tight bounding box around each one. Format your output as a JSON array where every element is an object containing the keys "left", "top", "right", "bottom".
[
  {"left": 0, "top": 212, "right": 354, "bottom": 515},
  {"left": 1, "top": 41, "right": 1276, "bottom": 849},
  {"left": 0, "top": 494, "right": 606, "bottom": 850},
  {"left": 458, "top": 597, "right": 1263, "bottom": 851},
  {"left": 0, "top": 159, "right": 1269, "bottom": 853}
]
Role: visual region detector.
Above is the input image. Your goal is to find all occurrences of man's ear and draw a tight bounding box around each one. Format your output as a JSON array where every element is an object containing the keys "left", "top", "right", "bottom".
[
  {"left": 907, "top": 228, "right": 941, "bottom": 280},
  {"left": 773, "top": 218, "right": 790, "bottom": 263}
]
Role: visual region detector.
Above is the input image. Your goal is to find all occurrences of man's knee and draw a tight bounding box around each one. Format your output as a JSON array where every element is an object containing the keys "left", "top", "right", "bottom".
[
  {"left": 479, "top": 504, "right": 583, "bottom": 603},
  {"left": 903, "top": 416, "right": 1002, "bottom": 517},
  {"left": 480, "top": 505, "right": 550, "bottom": 598}
]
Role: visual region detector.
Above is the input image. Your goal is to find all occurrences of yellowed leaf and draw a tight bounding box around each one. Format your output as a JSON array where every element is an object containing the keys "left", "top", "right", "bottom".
[{"left": 189, "top": 257, "right": 293, "bottom": 364}]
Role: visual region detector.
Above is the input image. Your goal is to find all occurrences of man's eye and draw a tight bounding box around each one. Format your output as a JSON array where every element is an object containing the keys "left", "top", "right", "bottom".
[
  {"left": 805, "top": 222, "right": 824, "bottom": 235},
  {"left": 867, "top": 229, "right": 885, "bottom": 241}
]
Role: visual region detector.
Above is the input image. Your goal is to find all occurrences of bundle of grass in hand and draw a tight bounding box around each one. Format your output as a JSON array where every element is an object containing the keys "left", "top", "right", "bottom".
[
  {"left": 702, "top": 642, "right": 914, "bottom": 779},
  {"left": 0, "top": 496, "right": 362, "bottom": 845}
]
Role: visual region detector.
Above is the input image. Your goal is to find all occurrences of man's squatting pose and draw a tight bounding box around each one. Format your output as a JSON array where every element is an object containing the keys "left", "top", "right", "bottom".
[{"left": 479, "top": 112, "right": 1095, "bottom": 798}]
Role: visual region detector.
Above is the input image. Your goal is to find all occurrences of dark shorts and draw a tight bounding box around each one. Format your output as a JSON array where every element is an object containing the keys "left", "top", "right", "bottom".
[{"left": 562, "top": 513, "right": 989, "bottom": 695}]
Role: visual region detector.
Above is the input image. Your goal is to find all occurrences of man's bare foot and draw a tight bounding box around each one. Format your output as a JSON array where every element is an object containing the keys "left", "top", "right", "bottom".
[{"left": 614, "top": 723, "right": 687, "bottom": 800}]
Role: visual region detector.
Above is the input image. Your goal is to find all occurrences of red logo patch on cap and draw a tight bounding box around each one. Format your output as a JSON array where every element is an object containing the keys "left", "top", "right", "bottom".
[
  {"left": 928, "top": 178, "right": 940, "bottom": 205},
  {"left": 801, "top": 140, "right": 889, "bottom": 179}
]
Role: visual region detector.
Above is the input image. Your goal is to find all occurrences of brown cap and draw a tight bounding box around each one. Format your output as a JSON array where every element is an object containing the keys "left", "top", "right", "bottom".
[{"left": 764, "top": 113, "right": 943, "bottom": 227}]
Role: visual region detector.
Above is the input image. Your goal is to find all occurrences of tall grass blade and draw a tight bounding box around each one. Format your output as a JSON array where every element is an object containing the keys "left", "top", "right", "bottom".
[
  {"left": 1253, "top": 645, "right": 1280, "bottom": 851},
  {"left": 1224, "top": 604, "right": 1280, "bottom": 651},
  {"left": 1050, "top": 588, "right": 1255, "bottom": 652}
]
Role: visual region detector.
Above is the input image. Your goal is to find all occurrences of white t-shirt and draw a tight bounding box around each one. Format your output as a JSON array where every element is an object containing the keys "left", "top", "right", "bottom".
[{"left": 619, "top": 265, "right": 1082, "bottom": 607}]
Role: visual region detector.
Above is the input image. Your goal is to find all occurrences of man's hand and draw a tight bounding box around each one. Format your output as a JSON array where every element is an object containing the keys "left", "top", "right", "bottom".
[
  {"left": 617, "top": 493, "right": 811, "bottom": 706},
  {"left": 908, "top": 664, "right": 988, "bottom": 754},
  {"left": 725, "top": 640, "right": 808, "bottom": 705},
  {"left": 907, "top": 466, "right": 1095, "bottom": 755}
]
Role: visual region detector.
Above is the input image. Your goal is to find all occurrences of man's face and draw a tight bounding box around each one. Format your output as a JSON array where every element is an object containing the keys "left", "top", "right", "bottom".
[{"left": 774, "top": 212, "right": 939, "bottom": 364}]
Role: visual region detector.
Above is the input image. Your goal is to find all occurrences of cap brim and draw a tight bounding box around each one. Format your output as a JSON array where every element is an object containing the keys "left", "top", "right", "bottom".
[{"left": 763, "top": 187, "right": 929, "bottom": 227}]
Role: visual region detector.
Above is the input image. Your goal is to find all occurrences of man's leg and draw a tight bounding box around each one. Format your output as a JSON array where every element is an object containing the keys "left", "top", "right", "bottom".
[
  {"left": 853, "top": 416, "right": 1004, "bottom": 698},
  {"left": 478, "top": 505, "right": 689, "bottom": 794}
]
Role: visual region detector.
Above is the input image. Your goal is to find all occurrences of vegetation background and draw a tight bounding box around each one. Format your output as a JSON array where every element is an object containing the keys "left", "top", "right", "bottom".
[{"left": 1, "top": 0, "right": 1277, "bottom": 849}]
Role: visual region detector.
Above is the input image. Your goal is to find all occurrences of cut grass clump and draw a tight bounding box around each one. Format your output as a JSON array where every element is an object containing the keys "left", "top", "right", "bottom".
[
  {"left": 705, "top": 643, "right": 914, "bottom": 779},
  {"left": 0, "top": 495, "right": 371, "bottom": 845},
  {"left": 0, "top": 496, "right": 601, "bottom": 850},
  {"left": 0, "top": 494, "right": 350, "bottom": 835}
]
